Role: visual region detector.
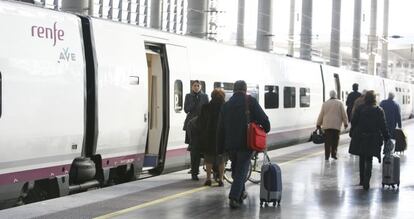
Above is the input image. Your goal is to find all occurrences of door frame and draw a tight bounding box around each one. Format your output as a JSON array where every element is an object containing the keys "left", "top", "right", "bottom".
[{"left": 145, "top": 43, "right": 170, "bottom": 174}]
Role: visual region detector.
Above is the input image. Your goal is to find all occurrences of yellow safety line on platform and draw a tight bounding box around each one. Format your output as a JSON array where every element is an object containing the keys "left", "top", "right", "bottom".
[
  {"left": 95, "top": 145, "right": 342, "bottom": 219},
  {"left": 94, "top": 186, "right": 209, "bottom": 219}
]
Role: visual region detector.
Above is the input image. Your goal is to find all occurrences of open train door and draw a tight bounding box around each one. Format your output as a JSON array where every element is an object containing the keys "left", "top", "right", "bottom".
[{"left": 143, "top": 43, "right": 169, "bottom": 174}]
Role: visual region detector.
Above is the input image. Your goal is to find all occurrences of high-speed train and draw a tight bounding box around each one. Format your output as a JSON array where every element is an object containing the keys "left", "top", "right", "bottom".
[{"left": 0, "top": 0, "right": 412, "bottom": 208}]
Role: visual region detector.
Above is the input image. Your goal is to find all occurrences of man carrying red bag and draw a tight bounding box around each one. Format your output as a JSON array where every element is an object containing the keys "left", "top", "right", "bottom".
[{"left": 217, "top": 80, "right": 270, "bottom": 209}]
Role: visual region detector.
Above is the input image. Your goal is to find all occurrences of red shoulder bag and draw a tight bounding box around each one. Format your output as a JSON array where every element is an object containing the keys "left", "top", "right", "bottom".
[{"left": 246, "top": 95, "right": 267, "bottom": 152}]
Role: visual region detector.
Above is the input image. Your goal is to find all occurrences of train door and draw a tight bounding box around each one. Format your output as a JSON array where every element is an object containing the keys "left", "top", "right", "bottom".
[
  {"left": 334, "top": 73, "right": 341, "bottom": 100},
  {"left": 144, "top": 43, "right": 169, "bottom": 173}
]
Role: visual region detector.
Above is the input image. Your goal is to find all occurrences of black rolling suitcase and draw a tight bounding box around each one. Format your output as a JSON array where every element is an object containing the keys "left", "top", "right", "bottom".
[
  {"left": 260, "top": 152, "right": 282, "bottom": 207},
  {"left": 395, "top": 129, "right": 407, "bottom": 153}
]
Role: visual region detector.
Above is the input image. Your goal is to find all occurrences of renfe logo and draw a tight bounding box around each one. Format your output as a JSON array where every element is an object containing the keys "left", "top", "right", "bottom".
[{"left": 31, "top": 22, "right": 64, "bottom": 46}]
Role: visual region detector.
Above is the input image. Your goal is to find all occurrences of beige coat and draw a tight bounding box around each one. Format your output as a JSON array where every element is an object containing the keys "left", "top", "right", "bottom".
[{"left": 317, "top": 98, "right": 348, "bottom": 131}]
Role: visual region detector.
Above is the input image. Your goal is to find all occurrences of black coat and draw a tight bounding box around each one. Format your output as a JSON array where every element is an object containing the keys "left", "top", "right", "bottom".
[
  {"left": 198, "top": 100, "right": 223, "bottom": 156},
  {"left": 349, "top": 104, "right": 390, "bottom": 162},
  {"left": 183, "top": 91, "right": 209, "bottom": 131},
  {"left": 217, "top": 93, "right": 270, "bottom": 152}
]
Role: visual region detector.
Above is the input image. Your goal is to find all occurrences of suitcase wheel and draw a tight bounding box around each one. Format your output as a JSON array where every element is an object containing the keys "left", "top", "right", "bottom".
[{"left": 272, "top": 201, "right": 277, "bottom": 207}]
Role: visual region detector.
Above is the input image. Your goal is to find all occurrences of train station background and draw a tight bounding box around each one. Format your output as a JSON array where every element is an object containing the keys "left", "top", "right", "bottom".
[{"left": 18, "top": 0, "right": 414, "bottom": 82}]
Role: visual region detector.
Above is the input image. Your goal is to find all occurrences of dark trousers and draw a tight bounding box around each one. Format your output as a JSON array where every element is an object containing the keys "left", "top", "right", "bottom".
[
  {"left": 228, "top": 150, "right": 253, "bottom": 201},
  {"left": 324, "top": 129, "right": 340, "bottom": 159},
  {"left": 190, "top": 145, "right": 201, "bottom": 175},
  {"left": 359, "top": 155, "right": 373, "bottom": 185}
]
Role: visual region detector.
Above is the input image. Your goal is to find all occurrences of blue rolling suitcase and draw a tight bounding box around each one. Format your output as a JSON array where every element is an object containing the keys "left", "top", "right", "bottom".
[{"left": 260, "top": 152, "right": 282, "bottom": 207}]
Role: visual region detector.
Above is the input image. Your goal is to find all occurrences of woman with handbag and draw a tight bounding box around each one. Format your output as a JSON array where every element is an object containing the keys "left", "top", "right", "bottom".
[{"left": 349, "top": 90, "right": 390, "bottom": 190}]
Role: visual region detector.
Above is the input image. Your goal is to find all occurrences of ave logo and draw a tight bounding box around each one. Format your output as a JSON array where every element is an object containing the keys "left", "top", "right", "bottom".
[{"left": 59, "top": 48, "right": 76, "bottom": 62}]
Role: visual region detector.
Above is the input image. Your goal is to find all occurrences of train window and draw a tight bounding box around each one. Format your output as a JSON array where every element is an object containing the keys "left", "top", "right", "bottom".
[
  {"left": 190, "top": 80, "right": 206, "bottom": 93},
  {"left": 284, "top": 86, "right": 296, "bottom": 108},
  {"left": 214, "top": 82, "right": 234, "bottom": 101},
  {"left": 247, "top": 84, "right": 259, "bottom": 102},
  {"left": 395, "top": 87, "right": 398, "bottom": 92},
  {"left": 174, "top": 80, "right": 183, "bottom": 112},
  {"left": 265, "top": 85, "right": 279, "bottom": 109},
  {"left": 300, "top": 88, "right": 310, "bottom": 108}
]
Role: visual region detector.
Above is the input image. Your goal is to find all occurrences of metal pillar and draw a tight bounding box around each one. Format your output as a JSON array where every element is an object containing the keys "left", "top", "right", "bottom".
[
  {"left": 367, "top": 0, "right": 378, "bottom": 75},
  {"left": 236, "top": 0, "right": 245, "bottom": 46},
  {"left": 351, "top": 0, "right": 362, "bottom": 72},
  {"left": 61, "top": 0, "right": 90, "bottom": 15},
  {"left": 330, "top": 0, "right": 341, "bottom": 67},
  {"left": 187, "top": 0, "right": 208, "bottom": 38},
  {"left": 150, "top": 0, "right": 161, "bottom": 29},
  {"left": 256, "top": 0, "right": 273, "bottom": 52},
  {"left": 287, "top": 0, "right": 295, "bottom": 57},
  {"left": 300, "top": 0, "right": 312, "bottom": 60},
  {"left": 380, "top": 0, "right": 389, "bottom": 78}
]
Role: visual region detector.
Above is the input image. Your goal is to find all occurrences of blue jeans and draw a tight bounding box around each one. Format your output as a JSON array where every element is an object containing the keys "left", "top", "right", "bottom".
[{"left": 228, "top": 150, "right": 253, "bottom": 201}]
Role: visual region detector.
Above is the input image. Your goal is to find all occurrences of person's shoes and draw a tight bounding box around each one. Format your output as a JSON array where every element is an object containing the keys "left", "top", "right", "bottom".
[
  {"left": 241, "top": 191, "right": 248, "bottom": 200},
  {"left": 213, "top": 172, "right": 220, "bottom": 182},
  {"left": 325, "top": 158, "right": 329, "bottom": 161},
  {"left": 229, "top": 199, "right": 240, "bottom": 209},
  {"left": 217, "top": 180, "right": 224, "bottom": 187},
  {"left": 359, "top": 180, "right": 364, "bottom": 186},
  {"left": 191, "top": 174, "right": 199, "bottom": 181},
  {"left": 204, "top": 179, "right": 212, "bottom": 186},
  {"left": 187, "top": 170, "right": 192, "bottom": 174},
  {"left": 363, "top": 183, "right": 370, "bottom": 190},
  {"left": 332, "top": 156, "right": 338, "bottom": 160}
]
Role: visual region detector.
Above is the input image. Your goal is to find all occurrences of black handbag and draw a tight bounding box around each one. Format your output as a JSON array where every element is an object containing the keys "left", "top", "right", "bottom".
[{"left": 311, "top": 128, "right": 325, "bottom": 144}]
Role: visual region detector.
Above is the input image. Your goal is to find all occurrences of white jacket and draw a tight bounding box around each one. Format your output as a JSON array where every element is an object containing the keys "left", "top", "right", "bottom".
[{"left": 317, "top": 98, "right": 348, "bottom": 131}]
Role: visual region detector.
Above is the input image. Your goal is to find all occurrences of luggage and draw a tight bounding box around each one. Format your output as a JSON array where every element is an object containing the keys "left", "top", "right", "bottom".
[
  {"left": 382, "top": 154, "right": 400, "bottom": 189},
  {"left": 260, "top": 152, "right": 282, "bottom": 207},
  {"left": 394, "top": 129, "right": 407, "bottom": 152},
  {"left": 310, "top": 128, "right": 325, "bottom": 144}
]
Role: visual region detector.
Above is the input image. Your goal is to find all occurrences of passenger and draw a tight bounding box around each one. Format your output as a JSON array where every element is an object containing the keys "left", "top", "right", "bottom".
[
  {"left": 349, "top": 91, "right": 390, "bottom": 190},
  {"left": 183, "top": 80, "right": 209, "bottom": 181},
  {"left": 317, "top": 90, "right": 348, "bottom": 160},
  {"left": 346, "top": 83, "right": 362, "bottom": 122},
  {"left": 198, "top": 89, "right": 226, "bottom": 187},
  {"left": 351, "top": 89, "right": 367, "bottom": 118},
  {"left": 217, "top": 80, "right": 270, "bottom": 209},
  {"left": 380, "top": 92, "right": 402, "bottom": 139}
]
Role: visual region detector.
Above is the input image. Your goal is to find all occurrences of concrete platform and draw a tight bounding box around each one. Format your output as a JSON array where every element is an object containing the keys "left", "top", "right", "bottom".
[{"left": 1, "top": 122, "right": 414, "bottom": 219}]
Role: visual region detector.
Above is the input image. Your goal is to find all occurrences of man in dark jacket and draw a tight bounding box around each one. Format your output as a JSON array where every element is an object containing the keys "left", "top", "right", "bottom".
[
  {"left": 217, "top": 80, "right": 270, "bottom": 208},
  {"left": 380, "top": 92, "right": 402, "bottom": 139},
  {"left": 346, "top": 83, "right": 361, "bottom": 121},
  {"left": 184, "top": 80, "right": 209, "bottom": 180}
]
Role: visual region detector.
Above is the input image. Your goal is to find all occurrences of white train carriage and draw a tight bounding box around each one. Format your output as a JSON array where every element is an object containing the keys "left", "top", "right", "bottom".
[{"left": 0, "top": 0, "right": 413, "bottom": 209}]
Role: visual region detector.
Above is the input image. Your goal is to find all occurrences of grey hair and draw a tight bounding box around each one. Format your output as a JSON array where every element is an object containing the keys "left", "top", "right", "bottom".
[
  {"left": 329, "top": 90, "right": 337, "bottom": 98},
  {"left": 362, "top": 89, "right": 367, "bottom": 95},
  {"left": 388, "top": 92, "right": 395, "bottom": 99}
]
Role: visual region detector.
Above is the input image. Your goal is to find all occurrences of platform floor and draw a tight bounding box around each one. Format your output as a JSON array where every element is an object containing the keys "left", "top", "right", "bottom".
[{"left": 1, "top": 122, "right": 414, "bottom": 219}]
